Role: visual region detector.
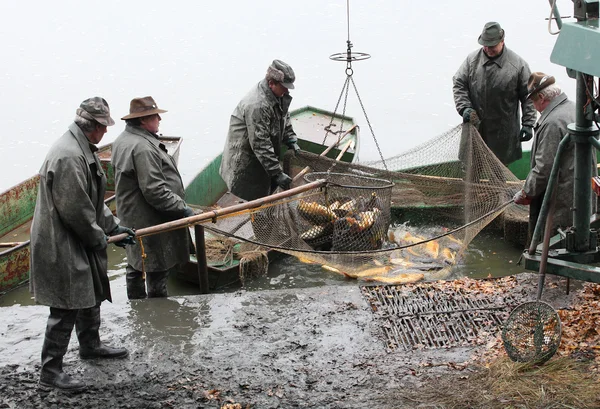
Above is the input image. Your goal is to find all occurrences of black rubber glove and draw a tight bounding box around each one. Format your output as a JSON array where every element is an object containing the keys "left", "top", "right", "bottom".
[
  {"left": 287, "top": 142, "right": 301, "bottom": 155},
  {"left": 462, "top": 108, "right": 476, "bottom": 123},
  {"left": 182, "top": 206, "right": 195, "bottom": 218},
  {"left": 274, "top": 172, "right": 292, "bottom": 190},
  {"left": 110, "top": 225, "right": 136, "bottom": 248},
  {"left": 519, "top": 126, "right": 534, "bottom": 142}
]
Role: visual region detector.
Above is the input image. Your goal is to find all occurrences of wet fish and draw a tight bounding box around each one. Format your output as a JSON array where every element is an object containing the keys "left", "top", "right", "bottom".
[
  {"left": 351, "top": 265, "right": 392, "bottom": 278},
  {"left": 300, "top": 222, "right": 333, "bottom": 240},
  {"left": 297, "top": 200, "right": 336, "bottom": 224},
  {"left": 365, "top": 270, "right": 424, "bottom": 284}
]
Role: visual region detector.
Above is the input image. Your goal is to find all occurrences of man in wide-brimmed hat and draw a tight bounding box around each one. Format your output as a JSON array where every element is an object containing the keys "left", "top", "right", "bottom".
[
  {"left": 453, "top": 22, "right": 537, "bottom": 165},
  {"left": 111, "top": 96, "right": 194, "bottom": 300},
  {"left": 220, "top": 59, "right": 301, "bottom": 201},
  {"left": 30, "top": 97, "right": 136, "bottom": 391},
  {"left": 513, "top": 72, "right": 596, "bottom": 244}
]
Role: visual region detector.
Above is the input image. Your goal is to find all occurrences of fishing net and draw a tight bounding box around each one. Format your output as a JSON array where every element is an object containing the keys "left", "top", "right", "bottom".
[{"left": 198, "top": 123, "right": 528, "bottom": 285}]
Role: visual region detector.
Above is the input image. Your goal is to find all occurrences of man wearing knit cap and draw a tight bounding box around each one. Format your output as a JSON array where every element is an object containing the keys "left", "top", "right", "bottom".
[
  {"left": 453, "top": 22, "right": 537, "bottom": 165},
  {"left": 30, "top": 97, "right": 135, "bottom": 391},
  {"left": 111, "top": 96, "right": 194, "bottom": 299},
  {"left": 220, "top": 59, "right": 301, "bottom": 201},
  {"left": 513, "top": 72, "right": 596, "bottom": 244}
]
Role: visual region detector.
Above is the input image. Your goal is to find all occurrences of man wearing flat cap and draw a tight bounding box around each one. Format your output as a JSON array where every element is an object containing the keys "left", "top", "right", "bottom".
[
  {"left": 30, "top": 97, "right": 135, "bottom": 391},
  {"left": 453, "top": 22, "right": 536, "bottom": 165},
  {"left": 513, "top": 73, "right": 596, "bottom": 244},
  {"left": 220, "top": 59, "right": 301, "bottom": 201},
  {"left": 111, "top": 96, "right": 194, "bottom": 299}
]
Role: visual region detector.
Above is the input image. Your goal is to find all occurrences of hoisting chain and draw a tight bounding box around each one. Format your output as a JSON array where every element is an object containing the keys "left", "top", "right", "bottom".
[{"left": 325, "top": 0, "right": 388, "bottom": 172}]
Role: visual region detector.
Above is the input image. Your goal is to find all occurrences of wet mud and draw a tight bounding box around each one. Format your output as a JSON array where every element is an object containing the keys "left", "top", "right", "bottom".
[{"left": 0, "top": 274, "right": 577, "bottom": 408}]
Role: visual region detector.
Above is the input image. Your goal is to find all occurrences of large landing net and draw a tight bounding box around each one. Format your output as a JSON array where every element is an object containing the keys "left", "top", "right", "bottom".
[{"left": 201, "top": 124, "right": 528, "bottom": 284}]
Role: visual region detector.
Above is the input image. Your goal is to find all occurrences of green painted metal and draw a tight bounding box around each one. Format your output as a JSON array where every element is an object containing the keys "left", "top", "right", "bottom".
[
  {"left": 185, "top": 155, "right": 227, "bottom": 208},
  {"left": 0, "top": 175, "right": 39, "bottom": 237},
  {"left": 550, "top": 20, "right": 600, "bottom": 78}
]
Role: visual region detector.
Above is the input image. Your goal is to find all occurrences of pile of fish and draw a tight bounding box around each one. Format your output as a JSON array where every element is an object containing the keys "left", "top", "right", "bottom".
[{"left": 295, "top": 193, "right": 389, "bottom": 251}]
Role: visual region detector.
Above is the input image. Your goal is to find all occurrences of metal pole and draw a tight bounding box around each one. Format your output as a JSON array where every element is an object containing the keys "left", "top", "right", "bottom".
[
  {"left": 195, "top": 224, "right": 209, "bottom": 294},
  {"left": 571, "top": 72, "right": 596, "bottom": 251},
  {"left": 547, "top": 0, "right": 563, "bottom": 29}
]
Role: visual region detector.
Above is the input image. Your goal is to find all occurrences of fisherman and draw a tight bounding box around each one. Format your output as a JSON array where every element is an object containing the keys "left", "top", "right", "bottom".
[
  {"left": 30, "top": 97, "right": 135, "bottom": 391},
  {"left": 219, "top": 59, "right": 301, "bottom": 201},
  {"left": 513, "top": 72, "right": 596, "bottom": 243},
  {"left": 111, "top": 96, "right": 194, "bottom": 299},
  {"left": 453, "top": 22, "right": 537, "bottom": 165}
]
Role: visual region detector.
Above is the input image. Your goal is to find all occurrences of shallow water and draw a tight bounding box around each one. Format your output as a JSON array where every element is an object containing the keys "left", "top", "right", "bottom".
[{"left": 0, "top": 226, "right": 524, "bottom": 308}]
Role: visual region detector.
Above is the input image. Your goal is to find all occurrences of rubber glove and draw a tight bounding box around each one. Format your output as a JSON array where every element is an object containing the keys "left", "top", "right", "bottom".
[
  {"left": 287, "top": 142, "right": 301, "bottom": 155},
  {"left": 274, "top": 172, "right": 292, "bottom": 190},
  {"left": 519, "top": 126, "right": 534, "bottom": 142},
  {"left": 462, "top": 108, "right": 476, "bottom": 123},
  {"left": 513, "top": 190, "right": 532, "bottom": 206},
  {"left": 110, "top": 225, "right": 136, "bottom": 247},
  {"left": 182, "top": 206, "right": 195, "bottom": 218}
]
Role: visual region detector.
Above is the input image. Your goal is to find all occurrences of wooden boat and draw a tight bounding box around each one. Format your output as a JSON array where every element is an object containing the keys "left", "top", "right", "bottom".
[
  {"left": 178, "top": 106, "right": 360, "bottom": 290},
  {"left": 0, "top": 136, "right": 182, "bottom": 294}
]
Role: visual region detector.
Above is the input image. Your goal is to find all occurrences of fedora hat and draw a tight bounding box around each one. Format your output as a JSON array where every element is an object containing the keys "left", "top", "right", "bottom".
[
  {"left": 478, "top": 22, "right": 505, "bottom": 47},
  {"left": 121, "top": 96, "right": 167, "bottom": 120},
  {"left": 76, "top": 97, "right": 115, "bottom": 126},
  {"left": 526, "top": 72, "right": 556, "bottom": 100}
]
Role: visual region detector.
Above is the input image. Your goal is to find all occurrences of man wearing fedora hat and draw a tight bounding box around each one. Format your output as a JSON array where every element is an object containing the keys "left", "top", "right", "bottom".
[
  {"left": 220, "top": 59, "right": 301, "bottom": 201},
  {"left": 111, "top": 96, "right": 194, "bottom": 299},
  {"left": 30, "top": 97, "right": 135, "bottom": 391},
  {"left": 453, "top": 21, "right": 536, "bottom": 165},
  {"left": 513, "top": 73, "right": 596, "bottom": 244}
]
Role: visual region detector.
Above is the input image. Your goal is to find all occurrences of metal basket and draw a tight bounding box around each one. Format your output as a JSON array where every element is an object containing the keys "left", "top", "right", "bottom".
[
  {"left": 502, "top": 301, "right": 562, "bottom": 364},
  {"left": 300, "top": 172, "right": 394, "bottom": 251}
]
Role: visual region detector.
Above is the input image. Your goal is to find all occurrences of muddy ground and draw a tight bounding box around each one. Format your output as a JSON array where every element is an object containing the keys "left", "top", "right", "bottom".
[{"left": 0, "top": 273, "right": 578, "bottom": 409}]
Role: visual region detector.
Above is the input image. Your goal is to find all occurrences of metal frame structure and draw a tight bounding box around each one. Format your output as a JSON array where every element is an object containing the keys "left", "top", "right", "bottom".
[{"left": 523, "top": 0, "right": 600, "bottom": 284}]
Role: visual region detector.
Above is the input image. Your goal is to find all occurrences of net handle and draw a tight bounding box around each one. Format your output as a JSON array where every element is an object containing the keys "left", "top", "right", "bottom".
[{"left": 107, "top": 179, "right": 328, "bottom": 243}]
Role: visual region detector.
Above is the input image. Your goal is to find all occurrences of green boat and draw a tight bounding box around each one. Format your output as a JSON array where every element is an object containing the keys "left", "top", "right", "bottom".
[
  {"left": 178, "top": 106, "right": 360, "bottom": 290},
  {"left": 0, "top": 137, "right": 182, "bottom": 294}
]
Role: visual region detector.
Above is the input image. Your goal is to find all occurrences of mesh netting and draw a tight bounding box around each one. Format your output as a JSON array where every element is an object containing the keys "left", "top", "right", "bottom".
[{"left": 199, "top": 124, "right": 528, "bottom": 284}]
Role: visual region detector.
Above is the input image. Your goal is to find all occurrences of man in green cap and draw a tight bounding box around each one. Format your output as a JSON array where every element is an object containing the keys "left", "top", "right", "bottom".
[
  {"left": 30, "top": 97, "right": 135, "bottom": 391},
  {"left": 453, "top": 22, "right": 536, "bottom": 165},
  {"left": 111, "top": 96, "right": 194, "bottom": 300},
  {"left": 220, "top": 59, "right": 301, "bottom": 201}
]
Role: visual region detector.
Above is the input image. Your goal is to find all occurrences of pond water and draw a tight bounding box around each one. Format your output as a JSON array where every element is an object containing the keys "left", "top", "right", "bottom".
[{"left": 0, "top": 224, "right": 525, "bottom": 307}]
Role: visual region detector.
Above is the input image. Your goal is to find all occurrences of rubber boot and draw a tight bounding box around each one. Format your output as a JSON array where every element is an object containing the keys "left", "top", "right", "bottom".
[
  {"left": 126, "top": 265, "right": 147, "bottom": 300},
  {"left": 39, "top": 308, "right": 86, "bottom": 391},
  {"left": 147, "top": 270, "right": 169, "bottom": 298},
  {"left": 76, "top": 305, "right": 129, "bottom": 360}
]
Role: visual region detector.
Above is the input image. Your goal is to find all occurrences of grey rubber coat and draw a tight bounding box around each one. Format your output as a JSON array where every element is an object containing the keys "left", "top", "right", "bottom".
[
  {"left": 30, "top": 123, "right": 119, "bottom": 309},
  {"left": 111, "top": 125, "right": 190, "bottom": 272},
  {"left": 219, "top": 79, "right": 297, "bottom": 201},
  {"left": 523, "top": 93, "right": 596, "bottom": 232},
  {"left": 453, "top": 46, "right": 536, "bottom": 164}
]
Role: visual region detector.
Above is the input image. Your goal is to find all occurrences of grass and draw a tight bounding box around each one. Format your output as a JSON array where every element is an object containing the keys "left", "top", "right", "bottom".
[{"left": 394, "top": 356, "right": 600, "bottom": 408}]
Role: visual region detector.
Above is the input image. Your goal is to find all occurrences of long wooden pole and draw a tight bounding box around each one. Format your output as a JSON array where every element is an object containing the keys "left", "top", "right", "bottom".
[
  {"left": 107, "top": 178, "right": 327, "bottom": 243},
  {"left": 335, "top": 140, "right": 355, "bottom": 161},
  {"left": 0, "top": 242, "right": 24, "bottom": 248},
  {"left": 292, "top": 124, "right": 358, "bottom": 183}
]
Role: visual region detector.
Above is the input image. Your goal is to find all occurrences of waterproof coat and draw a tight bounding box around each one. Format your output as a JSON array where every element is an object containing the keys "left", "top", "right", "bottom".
[
  {"left": 523, "top": 93, "right": 596, "bottom": 235},
  {"left": 219, "top": 79, "right": 298, "bottom": 201},
  {"left": 453, "top": 46, "right": 536, "bottom": 165},
  {"left": 111, "top": 125, "right": 190, "bottom": 272},
  {"left": 30, "top": 123, "right": 118, "bottom": 309}
]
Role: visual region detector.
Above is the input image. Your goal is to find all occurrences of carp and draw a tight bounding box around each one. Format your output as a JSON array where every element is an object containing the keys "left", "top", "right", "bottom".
[
  {"left": 297, "top": 199, "right": 337, "bottom": 225},
  {"left": 300, "top": 222, "right": 334, "bottom": 241}
]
